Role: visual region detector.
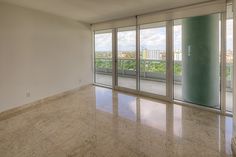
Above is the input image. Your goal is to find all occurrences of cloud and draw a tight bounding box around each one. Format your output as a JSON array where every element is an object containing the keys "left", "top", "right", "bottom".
[
  {"left": 95, "top": 19, "right": 233, "bottom": 52},
  {"left": 95, "top": 33, "right": 112, "bottom": 51},
  {"left": 117, "top": 31, "right": 136, "bottom": 51},
  {"left": 227, "top": 19, "right": 233, "bottom": 50},
  {"left": 140, "top": 27, "right": 166, "bottom": 50}
]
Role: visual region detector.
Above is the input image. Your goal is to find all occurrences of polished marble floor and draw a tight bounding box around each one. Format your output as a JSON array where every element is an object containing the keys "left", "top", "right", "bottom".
[
  {"left": 96, "top": 74, "right": 233, "bottom": 111},
  {"left": 0, "top": 85, "right": 233, "bottom": 157}
]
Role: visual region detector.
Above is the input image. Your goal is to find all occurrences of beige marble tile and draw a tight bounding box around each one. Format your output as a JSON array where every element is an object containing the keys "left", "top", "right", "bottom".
[
  {"left": 0, "top": 85, "right": 233, "bottom": 157},
  {"left": 0, "top": 123, "right": 66, "bottom": 157}
]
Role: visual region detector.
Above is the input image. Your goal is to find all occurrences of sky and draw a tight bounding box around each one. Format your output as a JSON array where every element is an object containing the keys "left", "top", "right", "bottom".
[
  {"left": 227, "top": 19, "right": 233, "bottom": 51},
  {"left": 95, "top": 20, "right": 233, "bottom": 52}
]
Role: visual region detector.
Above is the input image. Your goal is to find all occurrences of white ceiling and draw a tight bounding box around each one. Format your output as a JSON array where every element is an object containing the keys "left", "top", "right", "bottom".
[{"left": 0, "top": 0, "right": 216, "bottom": 24}]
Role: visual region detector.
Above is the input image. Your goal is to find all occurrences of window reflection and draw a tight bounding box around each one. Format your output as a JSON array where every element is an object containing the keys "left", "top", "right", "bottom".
[
  {"left": 94, "top": 86, "right": 232, "bottom": 153},
  {"left": 173, "top": 105, "right": 182, "bottom": 137},
  {"left": 118, "top": 93, "right": 137, "bottom": 121},
  {"left": 95, "top": 87, "right": 113, "bottom": 113},
  {"left": 224, "top": 117, "right": 233, "bottom": 154},
  {"left": 140, "top": 99, "right": 166, "bottom": 132}
]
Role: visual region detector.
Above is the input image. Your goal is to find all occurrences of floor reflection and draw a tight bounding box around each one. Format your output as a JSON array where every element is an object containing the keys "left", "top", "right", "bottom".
[
  {"left": 140, "top": 99, "right": 166, "bottom": 132},
  {"left": 173, "top": 105, "right": 183, "bottom": 137},
  {"left": 118, "top": 93, "right": 137, "bottom": 121},
  {"left": 224, "top": 117, "right": 233, "bottom": 154},
  {"left": 0, "top": 86, "right": 233, "bottom": 157},
  {"left": 95, "top": 87, "right": 113, "bottom": 113},
  {"left": 0, "top": 85, "right": 232, "bottom": 157},
  {"left": 97, "top": 74, "right": 233, "bottom": 111},
  {"left": 95, "top": 86, "right": 233, "bottom": 156}
]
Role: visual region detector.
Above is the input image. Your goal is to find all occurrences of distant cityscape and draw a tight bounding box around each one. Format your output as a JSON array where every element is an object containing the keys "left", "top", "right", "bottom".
[{"left": 96, "top": 49, "right": 233, "bottom": 63}]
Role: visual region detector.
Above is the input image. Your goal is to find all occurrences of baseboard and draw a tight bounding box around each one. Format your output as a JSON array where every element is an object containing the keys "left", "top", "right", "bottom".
[{"left": 0, "top": 84, "right": 91, "bottom": 121}]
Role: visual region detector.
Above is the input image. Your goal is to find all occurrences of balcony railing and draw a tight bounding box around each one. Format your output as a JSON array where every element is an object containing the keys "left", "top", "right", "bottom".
[{"left": 95, "top": 58, "right": 233, "bottom": 90}]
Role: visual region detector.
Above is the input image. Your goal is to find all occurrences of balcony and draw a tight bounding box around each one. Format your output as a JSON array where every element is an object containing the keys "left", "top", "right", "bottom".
[{"left": 95, "top": 58, "right": 233, "bottom": 111}]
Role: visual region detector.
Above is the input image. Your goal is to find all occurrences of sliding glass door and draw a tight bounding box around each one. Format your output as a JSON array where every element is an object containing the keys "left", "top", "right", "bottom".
[
  {"left": 116, "top": 26, "right": 137, "bottom": 90},
  {"left": 93, "top": 8, "right": 231, "bottom": 112},
  {"left": 140, "top": 22, "right": 167, "bottom": 96},
  {"left": 94, "top": 30, "right": 113, "bottom": 86}
]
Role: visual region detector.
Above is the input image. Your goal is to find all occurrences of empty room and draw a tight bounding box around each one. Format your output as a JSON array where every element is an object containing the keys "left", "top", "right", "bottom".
[{"left": 0, "top": 0, "right": 235, "bottom": 156}]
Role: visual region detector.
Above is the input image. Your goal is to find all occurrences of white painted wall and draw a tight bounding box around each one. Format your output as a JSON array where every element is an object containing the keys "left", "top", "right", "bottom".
[{"left": 0, "top": 2, "right": 92, "bottom": 112}]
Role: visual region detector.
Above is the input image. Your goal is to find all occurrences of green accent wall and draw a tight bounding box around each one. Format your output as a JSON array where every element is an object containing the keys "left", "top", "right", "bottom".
[{"left": 182, "top": 14, "right": 220, "bottom": 107}]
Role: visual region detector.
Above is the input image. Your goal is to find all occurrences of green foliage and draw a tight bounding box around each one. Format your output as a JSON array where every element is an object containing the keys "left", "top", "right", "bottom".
[
  {"left": 174, "top": 63, "right": 182, "bottom": 76},
  {"left": 140, "top": 60, "right": 166, "bottom": 73},
  {"left": 120, "top": 60, "right": 136, "bottom": 70},
  {"left": 96, "top": 58, "right": 180, "bottom": 76},
  {"left": 95, "top": 58, "right": 233, "bottom": 81},
  {"left": 226, "top": 64, "right": 233, "bottom": 80},
  {"left": 95, "top": 58, "right": 112, "bottom": 69}
]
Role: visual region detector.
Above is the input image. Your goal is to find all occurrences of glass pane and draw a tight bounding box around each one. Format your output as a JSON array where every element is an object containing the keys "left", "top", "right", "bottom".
[
  {"left": 173, "top": 14, "right": 221, "bottom": 109},
  {"left": 117, "top": 27, "right": 136, "bottom": 89},
  {"left": 226, "top": 4, "right": 233, "bottom": 112},
  {"left": 173, "top": 20, "right": 183, "bottom": 100},
  {"left": 94, "top": 30, "right": 112, "bottom": 86},
  {"left": 140, "top": 22, "right": 167, "bottom": 95}
]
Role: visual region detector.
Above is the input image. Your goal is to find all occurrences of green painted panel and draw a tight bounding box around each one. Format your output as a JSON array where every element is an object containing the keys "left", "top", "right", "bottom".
[{"left": 182, "top": 14, "right": 220, "bottom": 107}]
